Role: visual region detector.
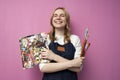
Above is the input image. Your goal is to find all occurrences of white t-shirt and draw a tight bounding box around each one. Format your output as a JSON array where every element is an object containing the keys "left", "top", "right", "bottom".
[{"left": 39, "top": 34, "right": 82, "bottom": 69}]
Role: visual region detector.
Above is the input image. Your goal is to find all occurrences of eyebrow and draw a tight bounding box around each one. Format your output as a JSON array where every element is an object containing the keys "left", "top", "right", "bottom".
[{"left": 53, "top": 13, "right": 65, "bottom": 15}]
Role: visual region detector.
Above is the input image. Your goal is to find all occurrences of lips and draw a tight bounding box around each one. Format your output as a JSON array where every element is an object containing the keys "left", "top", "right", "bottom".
[{"left": 54, "top": 20, "right": 63, "bottom": 24}]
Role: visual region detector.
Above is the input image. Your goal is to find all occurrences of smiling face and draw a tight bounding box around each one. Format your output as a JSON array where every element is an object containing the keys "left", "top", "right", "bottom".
[
  {"left": 52, "top": 9, "right": 67, "bottom": 29},
  {"left": 49, "top": 7, "right": 71, "bottom": 42}
]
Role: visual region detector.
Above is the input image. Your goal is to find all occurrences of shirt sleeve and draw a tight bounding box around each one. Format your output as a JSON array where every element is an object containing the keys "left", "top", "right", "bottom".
[
  {"left": 39, "top": 63, "right": 45, "bottom": 70},
  {"left": 71, "top": 35, "right": 83, "bottom": 70},
  {"left": 70, "top": 35, "right": 82, "bottom": 58}
]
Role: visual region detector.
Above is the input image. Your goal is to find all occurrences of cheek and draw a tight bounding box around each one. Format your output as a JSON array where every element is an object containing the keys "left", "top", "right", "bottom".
[
  {"left": 52, "top": 18, "right": 56, "bottom": 23},
  {"left": 62, "top": 17, "right": 66, "bottom": 22},
  {"left": 63, "top": 19, "right": 67, "bottom": 24},
  {"left": 51, "top": 19, "right": 56, "bottom": 27}
]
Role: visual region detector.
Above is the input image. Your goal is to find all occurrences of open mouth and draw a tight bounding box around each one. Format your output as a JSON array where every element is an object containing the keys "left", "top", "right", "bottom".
[{"left": 54, "top": 20, "right": 63, "bottom": 24}]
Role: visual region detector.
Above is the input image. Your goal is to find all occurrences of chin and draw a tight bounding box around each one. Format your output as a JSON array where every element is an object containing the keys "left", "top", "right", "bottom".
[
  {"left": 53, "top": 24, "right": 65, "bottom": 28},
  {"left": 54, "top": 26, "right": 65, "bottom": 29}
]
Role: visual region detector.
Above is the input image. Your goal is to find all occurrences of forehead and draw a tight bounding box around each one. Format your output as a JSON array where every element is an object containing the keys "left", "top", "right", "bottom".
[{"left": 54, "top": 9, "right": 65, "bottom": 14}]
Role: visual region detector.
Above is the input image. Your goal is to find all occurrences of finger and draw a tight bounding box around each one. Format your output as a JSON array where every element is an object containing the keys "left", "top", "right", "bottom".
[
  {"left": 81, "top": 57, "right": 85, "bottom": 59},
  {"left": 41, "top": 49, "right": 48, "bottom": 53},
  {"left": 80, "top": 57, "right": 85, "bottom": 61},
  {"left": 41, "top": 53, "right": 49, "bottom": 59},
  {"left": 41, "top": 56, "right": 48, "bottom": 59},
  {"left": 40, "top": 48, "right": 45, "bottom": 52},
  {"left": 42, "top": 48, "right": 49, "bottom": 53},
  {"left": 41, "top": 52, "right": 47, "bottom": 56},
  {"left": 41, "top": 55, "right": 47, "bottom": 59}
]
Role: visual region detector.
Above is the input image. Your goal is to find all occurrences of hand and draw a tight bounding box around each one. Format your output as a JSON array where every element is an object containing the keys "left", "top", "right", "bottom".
[
  {"left": 81, "top": 57, "right": 85, "bottom": 63},
  {"left": 41, "top": 48, "right": 56, "bottom": 61},
  {"left": 69, "top": 57, "right": 85, "bottom": 68}
]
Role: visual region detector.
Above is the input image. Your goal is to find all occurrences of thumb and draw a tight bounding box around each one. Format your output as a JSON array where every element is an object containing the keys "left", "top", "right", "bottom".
[{"left": 81, "top": 57, "right": 85, "bottom": 60}]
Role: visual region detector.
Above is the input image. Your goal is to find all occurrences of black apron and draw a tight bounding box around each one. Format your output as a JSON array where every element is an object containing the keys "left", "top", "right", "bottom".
[{"left": 42, "top": 41, "right": 78, "bottom": 80}]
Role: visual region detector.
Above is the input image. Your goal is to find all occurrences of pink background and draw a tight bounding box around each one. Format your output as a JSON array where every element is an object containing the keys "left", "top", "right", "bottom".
[{"left": 0, "top": 0, "right": 120, "bottom": 80}]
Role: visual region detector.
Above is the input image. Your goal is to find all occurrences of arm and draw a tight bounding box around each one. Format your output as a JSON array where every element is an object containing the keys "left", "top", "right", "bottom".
[
  {"left": 39, "top": 57, "right": 83, "bottom": 73},
  {"left": 53, "top": 53, "right": 84, "bottom": 72},
  {"left": 40, "top": 35, "right": 84, "bottom": 73},
  {"left": 40, "top": 61, "right": 71, "bottom": 73},
  {"left": 40, "top": 49, "right": 84, "bottom": 73}
]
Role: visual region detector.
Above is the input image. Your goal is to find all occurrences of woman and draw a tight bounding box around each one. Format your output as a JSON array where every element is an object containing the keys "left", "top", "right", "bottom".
[{"left": 39, "top": 7, "right": 84, "bottom": 80}]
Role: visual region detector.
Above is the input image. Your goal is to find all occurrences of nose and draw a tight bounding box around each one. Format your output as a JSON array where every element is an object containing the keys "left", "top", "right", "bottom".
[{"left": 56, "top": 16, "right": 61, "bottom": 20}]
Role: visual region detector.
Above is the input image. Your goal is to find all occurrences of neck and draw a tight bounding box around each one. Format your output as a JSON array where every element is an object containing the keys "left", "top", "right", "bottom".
[{"left": 55, "top": 28, "right": 65, "bottom": 36}]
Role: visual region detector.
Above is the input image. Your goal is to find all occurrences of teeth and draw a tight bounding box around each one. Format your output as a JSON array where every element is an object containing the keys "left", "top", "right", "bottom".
[{"left": 54, "top": 20, "right": 62, "bottom": 24}]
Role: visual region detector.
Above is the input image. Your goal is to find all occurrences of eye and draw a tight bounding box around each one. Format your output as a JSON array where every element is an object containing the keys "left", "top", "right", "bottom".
[
  {"left": 60, "top": 14, "right": 65, "bottom": 17},
  {"left": 53, "top": 14, "right": 57, "bottom": 17}
]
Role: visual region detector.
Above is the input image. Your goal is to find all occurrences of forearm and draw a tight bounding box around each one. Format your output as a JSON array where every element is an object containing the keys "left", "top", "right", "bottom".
[
  {"left": 54, "top": 54, "right": 82, "bottom": 67},
  {"left": 40, "top": 61, "right": 71, "bottom": 73},
  {"left": 68, "top": 67, "right": 81, "bottom": 72},
  {"left": 53, "top": 54, "right": 83, "bottom": 72},
  {"left": 40, "top": 50, "right": 84, "bottom": 72}
]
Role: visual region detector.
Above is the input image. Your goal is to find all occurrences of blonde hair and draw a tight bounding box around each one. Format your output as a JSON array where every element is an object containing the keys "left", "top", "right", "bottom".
[{"left": 49, "top": 7, "right": 71, "bottom": 43}]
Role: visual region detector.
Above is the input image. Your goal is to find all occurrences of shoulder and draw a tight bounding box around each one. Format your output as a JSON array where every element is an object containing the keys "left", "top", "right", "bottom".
[
  {"left": 70, "top": 34, "right": 82, "bottom": 58},
  {"left": 70, "top": 34, "right": 81, "bottom": 42},
  {"left": 70, "top": 34, "right": 81, "bottom": 47}
]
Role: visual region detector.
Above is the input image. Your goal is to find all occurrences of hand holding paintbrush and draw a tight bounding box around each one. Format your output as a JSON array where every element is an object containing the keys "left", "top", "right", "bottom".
[{"left": 80, "top": 28, "right": 90, "bottom": 57}]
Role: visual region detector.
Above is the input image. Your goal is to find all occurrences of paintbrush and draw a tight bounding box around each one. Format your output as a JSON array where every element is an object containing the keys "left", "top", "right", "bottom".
[{"left": 80, "top": 28, "right": 90, "bottom": 57}]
